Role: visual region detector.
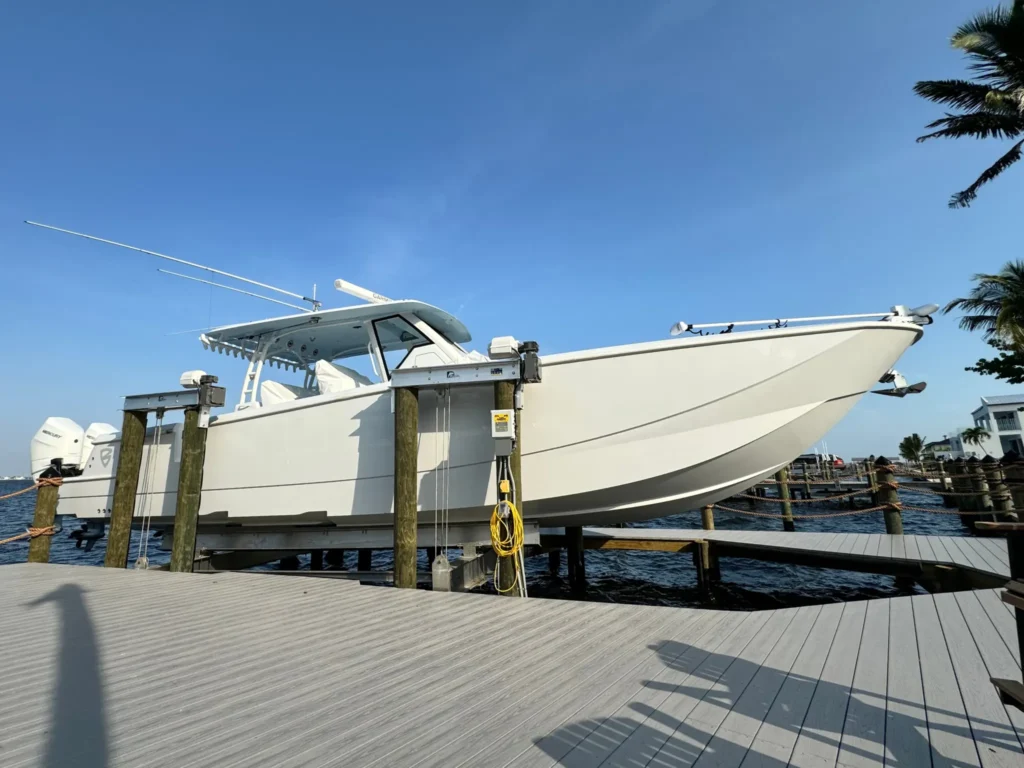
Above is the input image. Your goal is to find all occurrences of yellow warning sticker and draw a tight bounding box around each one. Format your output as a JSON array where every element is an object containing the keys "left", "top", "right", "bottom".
[{"left": 493, "top": 413, "right": 510, "bottom": 424}]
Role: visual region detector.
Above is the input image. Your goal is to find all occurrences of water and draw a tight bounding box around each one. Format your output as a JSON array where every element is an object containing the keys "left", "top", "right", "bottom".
[{"left": 0, "top": 480, "right": 972, "bottom": 610}]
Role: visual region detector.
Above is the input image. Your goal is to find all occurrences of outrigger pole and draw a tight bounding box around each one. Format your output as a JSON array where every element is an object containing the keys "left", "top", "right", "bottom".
[{"left": 25, "top": 220, "right": 321, "bottom": 311}]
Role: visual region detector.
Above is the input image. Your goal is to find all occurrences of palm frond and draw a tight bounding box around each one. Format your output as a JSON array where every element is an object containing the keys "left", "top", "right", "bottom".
[
  {"left": 949, "top": 138, "right": 1024, "bottom": 207},
  {"left": 917, "top": 111, "right": 1024, "bottom": 142},
  {"left": 913, "top": 80, "right": 1014, "bottom": 111}
]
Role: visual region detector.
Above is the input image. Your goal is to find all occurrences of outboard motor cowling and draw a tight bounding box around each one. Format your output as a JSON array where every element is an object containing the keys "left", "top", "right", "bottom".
[{"left": 30, "top": 417, "right": 85, "bottom": 477}]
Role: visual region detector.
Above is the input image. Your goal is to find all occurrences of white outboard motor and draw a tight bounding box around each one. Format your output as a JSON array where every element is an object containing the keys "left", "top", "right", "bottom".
[
  {"left": 31, "top": 417, "right": 85, "bottom": 476},
  {"left": 82, "top": 422, "right": 118, "bottom": 468}
]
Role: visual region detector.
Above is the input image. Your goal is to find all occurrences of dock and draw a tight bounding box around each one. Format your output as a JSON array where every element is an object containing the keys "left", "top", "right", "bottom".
[
  {"left": 574, "top": 528, "right": 1011, "bottom": 584},
  {"left": 3, "top": 562, "right": 1022, "bottom": 767}
]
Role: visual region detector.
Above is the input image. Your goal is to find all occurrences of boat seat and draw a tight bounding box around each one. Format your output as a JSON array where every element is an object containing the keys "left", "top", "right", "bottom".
[
  {"left": 315, "top": 359, "right": 374, "bottom": 394},
  {"left": 261, "top": 381, "right": 314, "bottom": 406}
]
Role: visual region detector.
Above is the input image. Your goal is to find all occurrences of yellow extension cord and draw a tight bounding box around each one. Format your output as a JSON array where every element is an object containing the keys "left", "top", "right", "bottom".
[{"left": 490, "top": 499, "right": 524, "bottom": 593}]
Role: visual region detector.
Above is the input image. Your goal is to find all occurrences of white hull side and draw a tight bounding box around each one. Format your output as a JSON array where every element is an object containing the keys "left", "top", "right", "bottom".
[{"left": 57, "top": 322, "right": 920, "bottom": 526}]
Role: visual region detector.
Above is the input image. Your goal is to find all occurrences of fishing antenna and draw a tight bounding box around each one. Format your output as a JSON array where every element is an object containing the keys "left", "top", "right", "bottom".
[{"left": 25, "top": 220, "right": 321, "bottom": 311}]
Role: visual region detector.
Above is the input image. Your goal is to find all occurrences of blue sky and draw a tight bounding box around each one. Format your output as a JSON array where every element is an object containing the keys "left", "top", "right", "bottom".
[{"left": 0, "top": 1, "right": 1021, "bottom": 472}]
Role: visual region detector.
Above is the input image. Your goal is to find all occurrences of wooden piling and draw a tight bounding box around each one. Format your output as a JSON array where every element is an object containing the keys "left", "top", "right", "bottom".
[
  {"left": 566, "top": 525, "right": 585, "bottom": 594},
  {"left": 968, "top": 457, "right": 995, "bottom": 525},
  {"left": 864, "top": 459, "right": 878, "bottom": 505},
  {"left": 325, "top": 549, "right": 346, "bottom": 568},
  {"left": 547, "top": 548, "right": 561, "bottom": 575},
  {"left": 358, "top": 549, "right": 372, "bottom": 571},
  {"left": 692, "top": 540, "right": 712, "bottom": 602},
  {"left": 493, "top": 380, "right": 521, "bottom": 595},
  {"left": 393, "top": 386, "right": 419, "bottom": 589},
  {"left": 1004, "top": 451, "right": 1024, "bottom": 512},
  {"left": 701, "top": 504, "right": 715, "bottom": 531},
  {"left": 775, "top": 467, "right": 794, "bottom": 532},
  {"left": 310, "top": 549, "right": 324, "bottom": 571},
  {"left": 170, "top": 407, "right": 209, "bottom": 573},
  {"left": 27, "top": 467, "right": 61, "bottom": 564},
  {"left": 104, "top": 409, "right": 147, "bottom": 569},
  {"left": 874, "top": 456, "right": 903, "bottom": 535},
  {"left": 989, "top": 458, "right": 1019, "bottom": 522}
]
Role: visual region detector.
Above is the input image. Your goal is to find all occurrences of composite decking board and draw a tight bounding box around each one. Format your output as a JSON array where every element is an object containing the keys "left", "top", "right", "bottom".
[
  {"left": 739, "top": 602, "right": 847, "bottom": 767},
  {"left": 836, "top": 598, "right": 890, "bottom": 768},
  {"left": 876, "top": 534, "right": 893, "bottom": 562},
  {"left": 903, "top": 534, "right": 921, "bottom": 563},
  {"left": 915, "top": 534, "right": 938, "bottom": 564},
  {"left": 690, "top": 605, "right": 823, "bottom": 768},
  {"left": 951, "top": 591, "right": 1024, "bottom": 744},
  {"left": 158, "top": 597, "right": 617, "bottom": 768},
  {"left": 913, "top": 595, "right": 984, "bottom": 767},
  {"left": 434, "top": 608, "right": 737, "bottom": 768},
  {"left": 835, "top": 533, "right": 860, "bottom": 555},
  {"left": 943, "top": 535, "right": 984, "bottom": 572},
  {"left": 788, "top": 600, "right": 868, "bottom": 768},
  {"left": 927, "top": 535, "right": 956, "bottom": 569},
  {"left": 4, "top": 564, "right": 1020, "bottom": 768},
  {"left": 890, "top": 534, "right": 907, "bottom": 564},
  {"left": 337, "top": 601, "right": 679, "bottom": 768},
  {"left": 639, "top": 608, "right": 800, "bottom": 766},
  {"left": 974, "top": 589, "right": 1021, "bottom": 662},
  {"left": 957, "top": 537, "right": 1006, "bottom": 577},
  {"left": 508, "top": 610, "right": 752, "bottom": 768},
  {"left": 975, "top": 536, "right": 1010, "bottom": 567},
  {"left": 540, "top": 610, "right": 774, "bottom": 768},
  {"left": 931, "top": 593, "right": 1024, "bottom": 767},
  {"left": 884, "top": 595, "right": 932, "bottom": 768}
]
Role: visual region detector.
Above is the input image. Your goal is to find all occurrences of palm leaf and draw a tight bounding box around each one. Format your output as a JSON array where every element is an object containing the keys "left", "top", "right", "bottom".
[
  {"left": 913, "top": 79, "right": 1013, "bottom": 111},
  {"left": 917, "top": 112, "right": 1024, "bottom": 142},
  {"left": 949, "top": 138, "right": 1024, "bottom": 207}
]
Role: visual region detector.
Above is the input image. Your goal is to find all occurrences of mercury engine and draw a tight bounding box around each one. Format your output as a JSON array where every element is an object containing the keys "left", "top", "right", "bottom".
[{"left": 30, "top": 417, "right": 118, "bottom": 477}]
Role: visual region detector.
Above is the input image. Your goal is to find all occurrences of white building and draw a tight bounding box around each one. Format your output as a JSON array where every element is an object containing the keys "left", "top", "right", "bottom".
[{"left": 948, "top": 394, "right": 1024, "bottom": 458}]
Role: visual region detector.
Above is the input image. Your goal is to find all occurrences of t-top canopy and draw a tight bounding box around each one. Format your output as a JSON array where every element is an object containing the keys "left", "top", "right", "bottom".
[{"left": 199, "top": 300, "right": 471, "bottom": 371}]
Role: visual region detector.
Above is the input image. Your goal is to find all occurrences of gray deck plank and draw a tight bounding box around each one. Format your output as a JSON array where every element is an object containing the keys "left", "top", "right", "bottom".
[
  {"left": 890, "top": 534, "right": 907, "bottom": 564},
  {"left": 549, "top": 610, "right": 773, "bottom": 767},
  {"left": 739, "top": 602, "right": 845, "bottom": 767},
  {"left": 932, "top": 592, "right": 1024, "bottom": 767},
  {"left": 876, "top": 535, "right": 893, "bottom": 561},
  {"left": 692, "top": 605, "right": 823, "bottom": 768},
  {"left": 916, "top": 534, "right": 938, "bottom": 563},
  {"left": 884, "top": 595, "right": 932, "bottom": 768},
  {"left": 974, "top": 589, "right": 1021, "bottom": 663},
  {"left": 903, "top": 534, "right": 921, "bottom": 563},
  {"left": 974, "top": 536, "right": 1009, "bottom": 567},
  {"left": 913, "top": 594, "right": 982, "bottom": 767},
  {"left": 836, "top": 598, "right": 889, "bottom": 768},
  {"left": 788, "top": 600, "right": 868, "bottom": 768},
  {"left": 512, "top": 611, "right": 753, "bottom": 768},
  {"left": 957, "top": 537, "right": 1008, "bottom": 577},
  {"left": 834, "top": 534, "right": 859, "bottom": 555},
  {"left": 927, "top": 535, "right": 955, "bottom": 567}
]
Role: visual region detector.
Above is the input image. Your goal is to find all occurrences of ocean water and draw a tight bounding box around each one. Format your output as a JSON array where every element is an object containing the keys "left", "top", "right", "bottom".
[{"left": 0, "top": 480, "right": 971, "bottom": 610}]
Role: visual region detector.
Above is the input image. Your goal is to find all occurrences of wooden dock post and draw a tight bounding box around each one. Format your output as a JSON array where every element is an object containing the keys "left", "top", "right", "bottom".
[
  {"left": 566, "top": 525, "right": 585, "bottom": 594},
  {"left": 864, "top": 458, "right": 878, "bottom": 505},
  {"left": 1004, "top": 451, "right": 1024, "bottom": 513},
  {"left": 968, "top": 457, "right": 995, "bottom": 524},
  {"left": 309, "top": 550, "right": 324, "bottom": 571},
  {"left": 547, "top": 548, "right": 561, "bottom": 575},
  {"left": 104, "top": 409, "right": 147, "bottom": 569},
  {"left": 493, "top": 380, "right": 522, "bottom": 595},
  {"left": 775, "top": 467, "right": 794, "bottom": 532},
  {"left": 358, "top": 549, "right": 372, "bottom": 571},
  {"left": 170, "top": 407, "right": 209, "bottom": 573},
  {"left": 393, "top": 386, "right": 419, "bottom": 589},
  {"left": 990, "top": 458, "right": 1019, "bottom": 522},
  {"left": 692, "top": 540, "right": 712, "bottom": 602},
  {"left": 701, "top": 504, "right": 715, "bottom": 531},
  {"left": 26, "top": 464, "right": 62, "bottom": 564},
  {"left": 874, "top": 457, "right": 903, "bottom": 535}
]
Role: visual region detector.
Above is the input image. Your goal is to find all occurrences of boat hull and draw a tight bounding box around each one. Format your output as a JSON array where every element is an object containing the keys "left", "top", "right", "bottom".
[{"left": 56, "top": 321, "right": 921, "bottom": 527}]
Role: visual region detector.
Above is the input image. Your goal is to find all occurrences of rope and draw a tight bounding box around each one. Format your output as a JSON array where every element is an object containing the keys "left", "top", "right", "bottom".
[
  {"left": 0, "top": 526, "right": 55, "bottom": 546},
  {"left": 714, "top": 503, "right": 890, "bottom": 520},
  {"left": 737, "top": 487, "right": 869, "bottom": 503},
  {"left": 134, "top": 413, "right": 164, "bottom": 569},
  {"left": 0, "top": 476, "right": 63, "bottom": 502}
]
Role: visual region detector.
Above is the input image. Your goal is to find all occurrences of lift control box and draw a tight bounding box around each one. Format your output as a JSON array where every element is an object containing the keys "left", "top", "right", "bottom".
[{"left": 491, "top": 409, "right": 516, "bottom": 456}]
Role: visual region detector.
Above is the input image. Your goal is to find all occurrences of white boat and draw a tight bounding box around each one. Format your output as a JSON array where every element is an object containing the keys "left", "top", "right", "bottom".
[{"left": 33, "top": 296, "right": 934, "bottom": 529}]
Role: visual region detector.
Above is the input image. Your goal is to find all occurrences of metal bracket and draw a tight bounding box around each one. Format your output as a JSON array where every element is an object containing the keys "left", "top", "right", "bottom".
[
  {"left": 122, "top": 381, "right": 226, "bottom": 428},
  {"left": 390, "top": 359, "right": 520, "bottom": 389}
]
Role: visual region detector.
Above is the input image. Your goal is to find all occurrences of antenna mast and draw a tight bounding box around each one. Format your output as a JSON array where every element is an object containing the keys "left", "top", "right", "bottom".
[{"left": 25, "top": 220, "right": 321, "bottom": 311}]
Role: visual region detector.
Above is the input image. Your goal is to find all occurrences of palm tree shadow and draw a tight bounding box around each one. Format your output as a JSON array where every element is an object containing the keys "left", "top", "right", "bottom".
[
  {"left": 533, "top": 638, "right": 1023, "bottom": 767},
  {"left": 28, "top": 583, "right": 109, "bottom": 768}
]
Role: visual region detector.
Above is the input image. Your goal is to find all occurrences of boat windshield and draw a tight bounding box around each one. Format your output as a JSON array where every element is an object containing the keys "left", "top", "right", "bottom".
[{"left": 372, "top": 315, "right": 429, "bottom": 377}]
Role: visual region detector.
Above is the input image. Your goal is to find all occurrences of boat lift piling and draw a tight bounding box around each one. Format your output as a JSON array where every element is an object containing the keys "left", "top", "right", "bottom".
[
  {"left": 26, "top": 463, "right": 63, "bottom": 564},
  {"left": 392, "top": 386, "right": 419, "bottom": 589},
  {"left": 775, "top": 467, "right": 795, "bottom": 531},
  {"left": 105, "top": 376, "right": 225, "bottom": 571}
]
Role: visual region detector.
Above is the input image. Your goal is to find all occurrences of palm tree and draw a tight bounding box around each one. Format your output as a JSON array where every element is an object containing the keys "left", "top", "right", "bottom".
[
  {"left": 943, "top": 261, "right": 1024, "bottom": 348},
  {"left": 914, "top": 1, "right": 1024, "bottom": 208},
  {"left": 899, "top": 433, "right": 927, "bottom": 472},
  {"left": 961, "top": 425, "right": 992, "bottom": 456}
]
